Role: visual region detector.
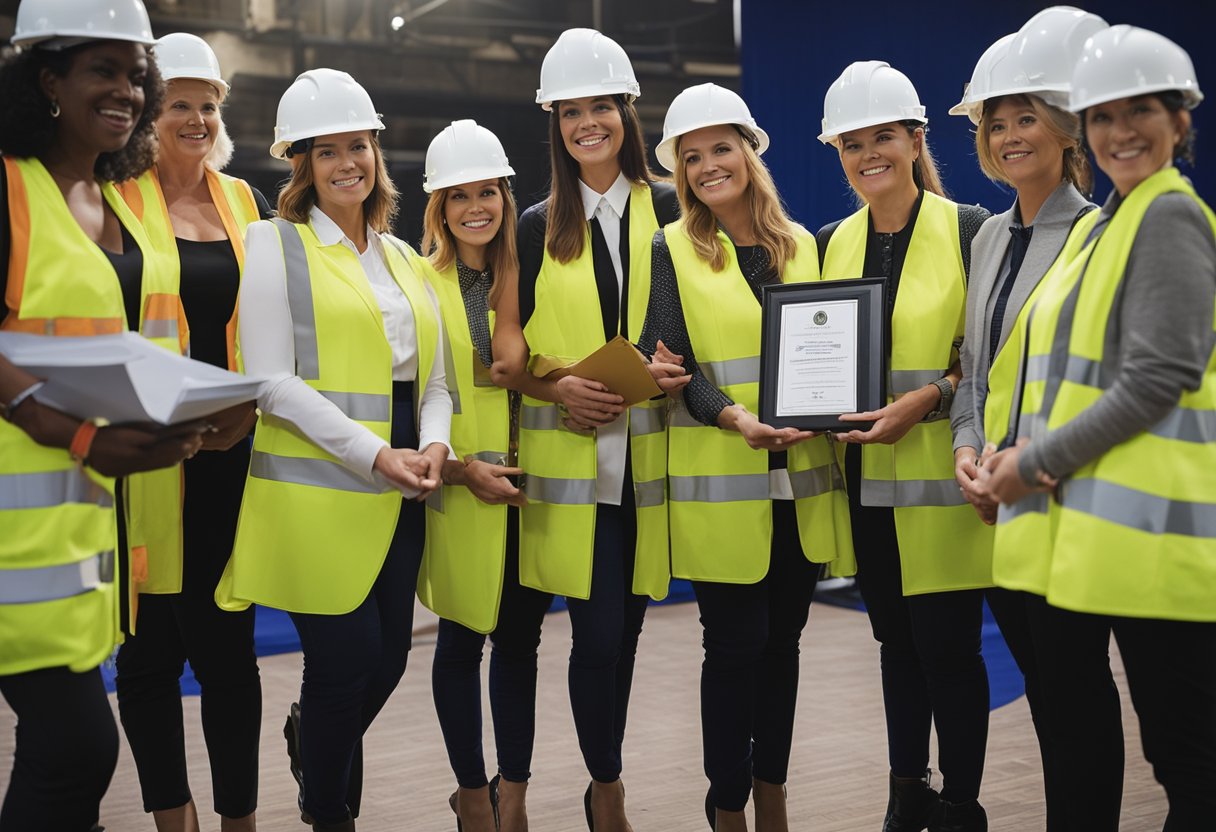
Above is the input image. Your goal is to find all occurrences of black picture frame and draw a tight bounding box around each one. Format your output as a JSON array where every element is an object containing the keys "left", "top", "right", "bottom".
[{"left": 758, "top": 277, "right": 887, "bottom": 433}]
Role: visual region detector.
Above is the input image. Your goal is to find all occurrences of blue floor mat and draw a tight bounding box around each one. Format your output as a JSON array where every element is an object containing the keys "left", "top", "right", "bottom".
[{"left": 102, "top": 580, "right": 1024, "bottom": 711}]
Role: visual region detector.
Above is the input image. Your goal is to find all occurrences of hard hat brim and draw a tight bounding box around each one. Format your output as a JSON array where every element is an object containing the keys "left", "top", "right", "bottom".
[
  {"left": 655, "top": 122, "right": 770, "bottom": 172},
  {"left": 536, "top": 83, "right": 640, "bottom": 111},
  {"left": 162, "top": 72, "right": 231, "bottom": 97},
  {"left": 948, "top": 87, "right": 1071, "bottom": 125},
  {"left": 13, "top": 28, "right": 157, "bottom": 48},
  {"left": 269, "top": 118, "right": 387, "bottom": 160},
  {"left": 818, "top": 113, "right": 928, "bottom": 146},
  {"left": 422, "top": 164, "right": 517, "bottom": 194},
  {"left": 1070, "top": 83, "right": 1204, "bottom": 114}
]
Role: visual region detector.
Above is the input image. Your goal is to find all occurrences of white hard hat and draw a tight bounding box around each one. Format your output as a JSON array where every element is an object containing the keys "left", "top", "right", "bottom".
[
  {"left": 270, "top": 68, "right": 386, "bottom": 160},
  {"left": 819, "top": 61, "right": 927, "bottom": 145},
  {"left": 654, "top": 83, "right": 770, "bottom": 172},
  {"left": 423, "top": 119, "right": 515, "bottom": 194},
  {"left": 1070, "top": 25, "right": 1203, "bottom": 113},
  {"left": 12, "top": 0, "right": 155, "bottom": 50},
  {"left": 951, "top": 7, "right": 1108, "bottom": 124},
  {"left": 535, "top": 28, "right": 640, "bottom": 111},
  {"left": 155, "top": 33, "right": 230, "bottom": 97}
]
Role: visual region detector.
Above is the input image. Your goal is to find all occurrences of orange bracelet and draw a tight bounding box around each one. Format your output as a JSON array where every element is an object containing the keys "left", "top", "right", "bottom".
[{"left": 69, "top": 420, "right": 99, "bottom": 464}]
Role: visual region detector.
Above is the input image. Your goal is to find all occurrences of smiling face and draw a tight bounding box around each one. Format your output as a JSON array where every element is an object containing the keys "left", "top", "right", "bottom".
[
  {"left": 156, "top": 79, "right": 221, "bottom": 167},
  {"left": 1085, "top": 95, "right": 1189, "bottom": 195},
  {"left": 41, "top": 41, "right": 148, "bottom": 156},
  {"left": 986, "top": 96, "right": 1068, "bottom": 191},
  {"left": 679, "top": 124, "right": 752, "bottom": 212},
  {"left": 837, "top": 122, "right": 921, "bottom": 203},
  {"left": 557, "top": 95, "right": 625, "bottom": 171},
  {"left": 309, "top": 130, "right": 376, "bottom": 214},
  {"left": 444, "top": 178, "right": 504, "bottom": 258}
]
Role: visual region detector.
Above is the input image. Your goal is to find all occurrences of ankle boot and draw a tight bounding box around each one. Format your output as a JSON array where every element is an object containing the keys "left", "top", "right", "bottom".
[
  {"left": 927, "top": 799, "right": 986, "bottom": 832},
  {"left": 883, "top": 770, "right": 940, "bottom": 832}
]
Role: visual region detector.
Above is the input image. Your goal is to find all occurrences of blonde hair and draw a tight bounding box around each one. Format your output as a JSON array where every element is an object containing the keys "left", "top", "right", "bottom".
[
  {"left": 205, "top": 117, "right": 233, "bottom": 171},
  {"left": 277, "top": 132, "right": 399, "bottom": 233},
  {"left": 976, "top": 93, "right": 1092, "bottom": 195},
  {"left": 839, "top": 122, "right": 947, "bottom": 205},
  {"left": 673, "top": 126, "right": 800, "bottom": 275},
  {"left": 421, "top": 177, "right": 519, "bottom": 308}
]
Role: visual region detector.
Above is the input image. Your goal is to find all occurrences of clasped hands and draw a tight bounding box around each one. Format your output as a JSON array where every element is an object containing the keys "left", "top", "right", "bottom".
[
  {"left": 373, "top": 441, "right": 449, "bottom": 500},
  {"left": 556, "top": 339, "right": 690, "bottom": 432},
  {"left": 955, "top": 438, "right": 1059, "bottom": 525}
]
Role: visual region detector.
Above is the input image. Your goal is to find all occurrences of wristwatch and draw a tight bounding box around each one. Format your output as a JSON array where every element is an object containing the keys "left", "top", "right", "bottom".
[{"left": 923, "top": 377, "right": 955, "bottom": 422}]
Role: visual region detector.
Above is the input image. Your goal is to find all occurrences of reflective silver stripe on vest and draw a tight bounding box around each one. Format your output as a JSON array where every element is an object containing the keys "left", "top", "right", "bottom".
[
  {"left": 701, "top": 356, "right": 760, "bottom": 389},
  {"left": 634, "top": 477, "right": 665, "bottom": 507},
  {"left": 890, "top": 369, "right": 947, "bottom": 396},
  {"left": 669, "top": 473, "right": 770, "bottom": 503},
  {"left": 668, "top": 402, "right": 702, "bottom": 429},
  {"left": 629, "top": 404, "right": 665, "bottom": 436},
  {"left": 997, "top": 491, "right": 1049, "bottom": 523},
  {"left": 0, "top": 469, "right": 112, "bottom": 510},
  {"left": 0, "top": 550, "right": 114, "bottom": 605},
  {"left": 1151, "top": 407, "right": 1216, "bottom": 444},
  {"left": 1061, "top": 478, "right": 1216, "bottom": 538},
  {"left": 250, "top": 451, "right": 386, "bottom": 494},
  {"left": 789, "top": 463, "right": 844, "bottom": 500},
  {"left": 521, "top": 403, "right": 560, "bottom": 431},
  {"left": 272, "top": 218, "right": 322, "bottom": 379},
  {"left": 141, "top": 320, "right": 179, "bottom": 340},
  {"left": 440, "top": 325, "right": 462, "bottom": 414},
  {"left": 319, "top": 391, "right": 391, "bottom": 422},
  {"left": 468, "top": 450, "right": 509, "bottom": 465},
  {"left": 523, "top": 474, "right": 596, "bottom": 505},
  {"left": 1025, "top": 354, "right": 1050, "bottom": 384},
  {"left": 861, "top": 477, "right": 969, "bottom": 507},
  {"left": 1062, "top": 355, "right": 1106, "bottom": 389}
]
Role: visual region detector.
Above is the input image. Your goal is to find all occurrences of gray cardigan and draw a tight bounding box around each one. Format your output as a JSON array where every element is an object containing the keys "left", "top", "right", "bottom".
[{"left": 951, "top": 181, "right": 1094, "bottom": 453}]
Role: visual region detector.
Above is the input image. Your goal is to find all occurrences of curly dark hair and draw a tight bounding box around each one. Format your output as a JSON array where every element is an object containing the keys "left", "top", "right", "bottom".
[{"left": 0, "top": 42, "right": 164, "bottom": 183}]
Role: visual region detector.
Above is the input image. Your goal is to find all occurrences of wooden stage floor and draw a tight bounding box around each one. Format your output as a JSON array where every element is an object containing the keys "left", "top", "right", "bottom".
[{"left": 1, "top": 600, "right": 1166, "bottom": 830}]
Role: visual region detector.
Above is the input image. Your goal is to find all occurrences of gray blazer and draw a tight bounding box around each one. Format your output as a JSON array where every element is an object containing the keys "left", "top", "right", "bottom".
[{"left": 951, "top": 181, "right": 1094, "bottom": 452}]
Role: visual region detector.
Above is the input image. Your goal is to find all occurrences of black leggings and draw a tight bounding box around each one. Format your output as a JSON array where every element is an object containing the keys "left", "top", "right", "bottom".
[
  {"left": 115, "top": 444, "right": 261, "bottom": 818},
  {"left": 0, "top": 666, "right": 118, "bottom": 832},
  {"left": 692, "top": 500, "right": 821, "bottom": 813},
  {"left": 987, "top": 588, "right": 1123, "bottom": 831},
  {"left": 432, "top": 508, "right": 554, "bottom": 788},
  {"left": 847, "top": 449, "right": 989, "bottom": 802},
  {"left": 564, "top": 497, "right": 649, "bottom": 784}
]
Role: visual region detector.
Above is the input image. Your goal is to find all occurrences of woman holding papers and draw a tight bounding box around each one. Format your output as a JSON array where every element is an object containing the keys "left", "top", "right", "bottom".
[
  {"left": 214, "top": 69, "right": 451, "bottom": 832},
  {"left": 815, "top": 62, "right": 991, "bottom": 828},
  {"left": 112, "top": 32, "right": 271, "bottom": 832},
  {"left": 412, "top": 119, "right": 547, "bottom": 832},
  {"left": 492, "top": 28, "right": 683, "bottom": 829},
  {"left": 639, "top": 83, "right": 853, "bottom": 832},
  {"left": 982, "top": 25, "right": 1216, "bottom": 827},
  {"left": 0, "top": 0, "right": 205, "bottom": 827},
  {"left": 949, "top": 9, "right": 1120, "bottom": 829}
]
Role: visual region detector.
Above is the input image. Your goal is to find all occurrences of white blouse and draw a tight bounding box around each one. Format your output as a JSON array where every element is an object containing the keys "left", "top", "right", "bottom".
[{"left": 239, "top": 206, "right": 452, "bottom": 493}]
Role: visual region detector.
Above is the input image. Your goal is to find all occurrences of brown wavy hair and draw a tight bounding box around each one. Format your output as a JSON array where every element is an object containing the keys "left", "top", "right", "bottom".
[
  {"left": 0, "top": 42, "right": 163, "bottom": 182},
  {"left": 977, "top": 93, "right": 1093, "bottom": 196},
  {"left": 421, "top": 177, "right": 519, "bottom": 308},
  {"left": 543, "top": 94, "right": 657, "bottom": 263},
  {"left": 277, "top": 132, "right": 399, "bottom": 233},
  {"left": 673, "top": 125, "right": 801, "bottom": 275}
]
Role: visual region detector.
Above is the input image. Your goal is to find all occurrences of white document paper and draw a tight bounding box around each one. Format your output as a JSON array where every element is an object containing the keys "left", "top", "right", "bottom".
[
  {"left": 0, "top": 332, "right": 264, "bottom": 425},
  {"left": 775, "top": 298, "right": 858, "bottom": 416}
]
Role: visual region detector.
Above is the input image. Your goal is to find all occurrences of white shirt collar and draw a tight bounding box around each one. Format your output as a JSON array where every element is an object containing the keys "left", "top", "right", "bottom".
[
  {"left": 579, "top": 172, "right": 632, "bottom": 222},
  {"left": 309, "top": 204, "right": 381, "bottom": 253}
]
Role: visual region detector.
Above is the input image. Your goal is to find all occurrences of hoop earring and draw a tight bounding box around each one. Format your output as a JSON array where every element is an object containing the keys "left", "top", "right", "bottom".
[{"left": 49, "top": 99, "right": 60, "bottom": 119}]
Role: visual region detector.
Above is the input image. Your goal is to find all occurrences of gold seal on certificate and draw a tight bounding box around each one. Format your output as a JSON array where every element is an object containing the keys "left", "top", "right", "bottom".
[{"left": 759, "top": 278, "right": 886, "bottom": 432}]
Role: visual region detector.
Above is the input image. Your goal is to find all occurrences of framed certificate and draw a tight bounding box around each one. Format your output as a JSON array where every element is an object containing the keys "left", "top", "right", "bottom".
[{"left": 758, "top": 278, "right": 886, "bottom": 432}]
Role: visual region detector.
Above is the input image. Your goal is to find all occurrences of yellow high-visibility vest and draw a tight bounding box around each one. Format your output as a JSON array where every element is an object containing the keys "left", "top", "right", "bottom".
[
  {"left": 664, "top": 219, "right": 855, "bottom": 582},
  {"left": 999, "top": 167, "right": 1216, "bottom": 621},
  {"left": 115, "top": 166, "right": 260, "bottom": 597},
  {"left": 821, "top": 193, "right": 992, "bottom": 594},
  {"left": 1, "top": 155, "right": 167, "bottom": 673},
  {"left": 415, "top": 256, "right": 511, "bottom": 634},
  {"left": 215, "top": 221, "right": 439, "bottom": 615},
  {"left": 518, "top": 181, "right": 670, "bottom": 600}
]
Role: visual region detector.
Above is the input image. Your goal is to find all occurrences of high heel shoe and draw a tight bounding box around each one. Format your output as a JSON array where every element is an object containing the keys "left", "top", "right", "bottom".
[
  {"left": 450, "top": 780, "right": 501, "bottom": 831},
  {"left": 283, "top": 702, "right": 311, "bottom": 824}
]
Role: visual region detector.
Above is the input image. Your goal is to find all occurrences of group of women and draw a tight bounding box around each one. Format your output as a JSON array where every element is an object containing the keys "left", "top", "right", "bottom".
[{"left": 0, "top": 0, "right": 1212, "bottom": 830}]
